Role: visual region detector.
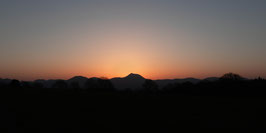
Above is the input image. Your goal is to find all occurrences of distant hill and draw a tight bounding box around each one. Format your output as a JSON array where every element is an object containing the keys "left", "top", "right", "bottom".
[
  {"left": 111, "top": 73, "right": 146, "bottom": 90},
  {"left": 35, "top": 79, "right": 70, "bottom": 88},
  {"left": 123, "top": 73, "right": 145, "bottom": 80},
  {"left": 154, "top": 78, "right": 201, "bottom": 88},
  {"left": 0, "top": 78, "right": 12, "bottom": 85},
  {"left": 203, "top": 77, "right": 219, "bottom": 82},
  {"left": 34, "top": 79, "right": 57, "bottom": 88},
  {"left": 67, "top": 76, "right": 89, "bottom": 89},
  {"left": 110, "top": 74, "right": 203, "bottom": 90},
  {"left": 4, "top": 73, "right": 248, "bottom": 90}
]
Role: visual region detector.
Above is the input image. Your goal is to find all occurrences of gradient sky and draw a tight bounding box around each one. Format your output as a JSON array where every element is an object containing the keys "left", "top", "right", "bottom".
[{"left": 1, "top": 0, "right": 266, "bottom": 80}]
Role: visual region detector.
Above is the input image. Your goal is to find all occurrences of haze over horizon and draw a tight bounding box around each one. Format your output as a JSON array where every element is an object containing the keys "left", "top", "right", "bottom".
[
  {"left": 0, "top": 72, "right": 254, "bottom": 82},
  {"left": 1, "top": 0, "right": 266, "bottom": 80}
]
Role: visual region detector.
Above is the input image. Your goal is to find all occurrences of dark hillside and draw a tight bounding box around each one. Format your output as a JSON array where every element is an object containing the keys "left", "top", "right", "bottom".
[{"left": 1, "top": 74, "right": 266, "bottom": 132}]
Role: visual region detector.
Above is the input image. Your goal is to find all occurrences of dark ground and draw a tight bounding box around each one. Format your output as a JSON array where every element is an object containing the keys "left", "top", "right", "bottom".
[{"left": 1, "top": 79, "right": 266, "bottom": 132}]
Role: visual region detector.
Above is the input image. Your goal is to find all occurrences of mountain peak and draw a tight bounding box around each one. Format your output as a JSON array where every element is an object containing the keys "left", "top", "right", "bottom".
[
  {"left": 68, "top": 76, "right": 88, "bottom": 81},
  {"left": 124, "top": 73, "right": 145, "bottom": 79}
]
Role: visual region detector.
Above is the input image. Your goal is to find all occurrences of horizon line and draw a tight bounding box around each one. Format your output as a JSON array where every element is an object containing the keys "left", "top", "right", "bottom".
[{"left": 1, "top": 72, "right": 260, "bottom": 82}]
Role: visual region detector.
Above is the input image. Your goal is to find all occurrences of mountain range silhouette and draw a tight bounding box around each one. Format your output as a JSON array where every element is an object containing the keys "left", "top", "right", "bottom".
[
  {"left": 0, "top": 73, "right": 221, "bottom": 90},
  {"left": 1, "top": 73, "right": 266, "bottom": 130}
]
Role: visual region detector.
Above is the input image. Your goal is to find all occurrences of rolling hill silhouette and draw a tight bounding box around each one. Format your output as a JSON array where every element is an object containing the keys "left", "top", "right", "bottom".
[
  {"left": 1, "top": 73, "right": 266, "bottom": 130},
  {"left": 67, "top": 76, "right": 89, "bottom": 89},
  {"left": 0, "top": 73, "right": 246, "bottom": 90},
  {"left": 110, "top": 73, "right": 146, "bottom": 90},
  {"left": 123, "top": 73, "right": 145, "bottom": 79}
]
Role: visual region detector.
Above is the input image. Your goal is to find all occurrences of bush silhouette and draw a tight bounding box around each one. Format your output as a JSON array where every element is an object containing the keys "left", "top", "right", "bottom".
[
  {"left": 9, "top": 79, "right": 21, "bottom": 88},
  {"left": 220, "top": 73, "right": 243, "bottom": 81}
]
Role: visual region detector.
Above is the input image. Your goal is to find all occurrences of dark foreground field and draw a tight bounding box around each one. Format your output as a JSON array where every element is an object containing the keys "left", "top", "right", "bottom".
[{"left": 1, "top": 79, "right": 266, "bottom": 132}]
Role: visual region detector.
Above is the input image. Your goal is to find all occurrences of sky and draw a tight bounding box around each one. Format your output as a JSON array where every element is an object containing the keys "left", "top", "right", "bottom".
[{"left": 0, "top": 0, "right": 266, "bottom": 80}]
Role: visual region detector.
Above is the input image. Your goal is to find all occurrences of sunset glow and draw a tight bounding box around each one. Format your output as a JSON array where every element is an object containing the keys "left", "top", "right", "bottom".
[{"left": 1, "top": 0, "right": 266, "bottom": 80}]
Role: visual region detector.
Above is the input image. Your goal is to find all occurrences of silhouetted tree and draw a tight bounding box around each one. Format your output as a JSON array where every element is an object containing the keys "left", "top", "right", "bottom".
[
  {"left": 143, "top": 79, "right": 158, "bottom": 92},
  {"left": 220, "top": 73, "right": 243, "bottom": 81},
  {"left": 8, "top": 79, "right": 23, "bottom": 94},
  {"left": 255, "top": 76, "right": 265, "bottom": 81},
  {"left": 9, "top": 79, "right": 21, "bottom": 88}
]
